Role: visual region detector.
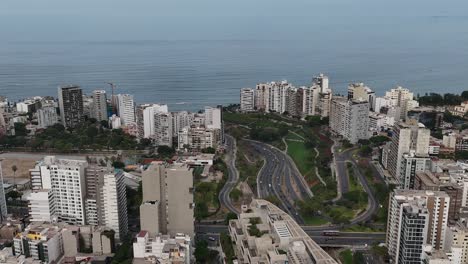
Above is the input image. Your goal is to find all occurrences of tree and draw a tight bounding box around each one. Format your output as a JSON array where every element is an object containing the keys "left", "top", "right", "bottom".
[
  {"left": 225, "top": 212, "right": 237, "bottom": 224},
  {"left": 359, "top": 145, "right": 373, "bottom": 157},
  {"left": 14, "top": 123, "right": 28, "bottom": 136},
  {"left": 112, "top": 161, "right": 125, "bottom": 169},
  {"left": 157, "top": 145, "right": 175, "bottom": 158},
  {"left": 194, "top": 240, "right": 210, "bottom": 263},
  {"left": 11, "top": 165, "right": 17, "bottom": 187},
  {"left": 201, "top": 147, "right": 216, "bottom": 154}
]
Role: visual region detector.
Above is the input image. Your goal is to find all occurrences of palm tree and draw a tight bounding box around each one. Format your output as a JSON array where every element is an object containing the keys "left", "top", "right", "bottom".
[{"left": 11, "top": 165, "right": 17, "bottom": 190}]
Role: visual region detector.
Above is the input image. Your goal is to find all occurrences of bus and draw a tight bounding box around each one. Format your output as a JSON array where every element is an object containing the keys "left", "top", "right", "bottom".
[{"left": 322, "top": 230, "right": 340, "bottom": 236}]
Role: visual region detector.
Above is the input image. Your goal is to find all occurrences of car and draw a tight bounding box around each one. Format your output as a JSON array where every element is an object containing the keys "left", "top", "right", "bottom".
[{"left": 208, "top": 237, "right": 216, "bottom": 241}]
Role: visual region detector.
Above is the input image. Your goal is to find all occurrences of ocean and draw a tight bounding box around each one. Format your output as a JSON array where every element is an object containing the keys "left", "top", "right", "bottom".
[{"left": 1, "top": 13, "right": 468, "bottom": 111}]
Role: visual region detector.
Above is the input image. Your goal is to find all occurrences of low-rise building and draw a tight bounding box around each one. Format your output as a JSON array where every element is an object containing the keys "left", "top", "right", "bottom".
[
  {"left": 133, "top": 231, "right": 191, "bottom": 264},
  {"left": 228, "top": 199, "right": 336, "bottom": 264}
]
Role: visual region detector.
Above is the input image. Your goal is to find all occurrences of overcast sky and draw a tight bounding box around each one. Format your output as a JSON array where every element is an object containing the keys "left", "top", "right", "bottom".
[{"left": 1, "top": 0, "right": 468, "bottom": 41}]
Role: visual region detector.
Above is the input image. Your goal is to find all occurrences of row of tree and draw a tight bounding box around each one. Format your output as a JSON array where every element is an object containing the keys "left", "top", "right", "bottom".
[{"left": 418, "top": 91, "right": 468, "bottom": 106}]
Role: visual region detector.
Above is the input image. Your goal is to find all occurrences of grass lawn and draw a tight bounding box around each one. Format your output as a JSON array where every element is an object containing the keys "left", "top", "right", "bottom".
[
  {"left": 302, "top": 215, "right": 329, "bottom": 226},
  {"left": 340, "top": 249, "right": 354, "bottom": 264},
  {"left": 286, "top": 138, "right": 317, "bottom": 183}
]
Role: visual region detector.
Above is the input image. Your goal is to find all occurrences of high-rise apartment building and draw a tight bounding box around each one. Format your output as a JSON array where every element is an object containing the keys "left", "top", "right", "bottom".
[
  {"left": 240, "top": 88, "right": 255, "bottom": 112},
  {"left": 178, "top": 126, "right": 219, "bottom": 150},
  {"left": 92, "top": 90, "right": 108, "bottom": 122},
  {"left": 387, "top": 190, "right": 450, "bottom": 261},
  {"left": 100, "top": 171, "right": 128, "bottom": 241},
  {"left": 286, "top": 87, "right": 303, "bottom": 117},
  {"left": 172, "top": 111, "right": 194, "bottom": 138},
  {"left": 445, "top": 223, "right": 468, "bottom": 264},
  {"left": 400, "top": 153, "right": 431, "bottom": 189},
  {"left": 37, "top": 106, "right": 58, "bottom": 129},
  {"left": 330, "top": 97, "right": 369, "bottom": 144},
  {"left": 396, "top": 202, "right": 429, "bottom": 263},
  {"left": 204, "top": 106, "right": 222, "bottom": 129},
  {"left": 140, "top": 162, "right": 194, "bottom": 237},
  {"left": 387, "top": 120, "right": 430, "bottom": 181},
  {"left": 140, "top": 104, "right": 169, "bottom": 139},
  {"left": 29, "top": 156, "right": 88, "bottom": 225},
  {"left": 0, "top": 160, "right": 8, "bottom": 222},
  {"left": 58, "top": 85, "right": 84, "bottom": 128},
  {"left": 116, "top": 94, "right": 135, "bottom": 125},
  {"left": 385, "top": 86, "right": 419, "bottom": 120},
  {"left": 347, "top": 83, "right": 375, "bottom": 111},
  {"left": 153, "top": 112, "right": 173, "bottom": 147}
]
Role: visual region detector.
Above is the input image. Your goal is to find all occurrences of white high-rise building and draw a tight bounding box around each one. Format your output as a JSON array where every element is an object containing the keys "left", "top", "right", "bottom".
[
  {"left": 28, "top": 190, "right": 56, "bottom": 222},
  {"left": 116, "top": 94, "right": 135, "bottom": 125},
  {"left": 385, "top": 86, "right": 419, "bottom": 120},
  {"left": 204, "top": 106, "right": 222, "bottom": 129},
  {"left": 0, "top": 160, "right": 8, "bottom": 221},
  {"left": 28, "top": 156, "right": 88, "bottom": 225},
  {"left": 400, "top": 153, "right": 431, "bottom": 189},
  {"left": 37, "top": 106, "right": 58, "bottom": 129},
  {"left": 387, "top": 190, "right": 450, "bottom": 261},
  {"left": 329, "top": 97, "right": 369, "bottom": 144},
  {"left": 141, "top": 104, "right": 169, "bottom": 138},
  {"left": 302, "top": 85, "right": 321, "bottom": 116},
  {"left": 92, "top": 90, "right": 108, "bottom": 122},
  {"left": 387, "top": 120, "right": 430, "bottom": 181},
  {"left": 101, "top": 171, "right": 128, "bottom": 241},
  {"left": 172, "top": 111, "right": 193, "bottom": 138},
  {"left": 240, "top": 88, "right": 255, "bottom": 112}
]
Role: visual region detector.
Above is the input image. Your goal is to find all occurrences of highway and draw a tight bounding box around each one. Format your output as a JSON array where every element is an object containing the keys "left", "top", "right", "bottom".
[
  {"left": 333, "top": 146, "right": 380, "bottom": 224},
  {"left": 247, "top": 140, "right": 308, "bottom": 224},
  {"left": 195, "top": 224, "right": 385, "bottom": 247},
  {"left": 218, "top": 134, "right": 240, "bottom": 214}
]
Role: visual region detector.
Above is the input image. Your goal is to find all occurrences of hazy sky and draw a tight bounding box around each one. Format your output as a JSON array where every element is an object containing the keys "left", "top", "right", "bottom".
[{"left": 1, "top": 0, "right": 468, "bottom": 41}]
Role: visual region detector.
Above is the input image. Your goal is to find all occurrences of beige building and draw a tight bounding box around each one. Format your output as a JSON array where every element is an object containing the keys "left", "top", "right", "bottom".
[
  {"left": 386, "top": 120, "right": 430, "bottom": 181},
  {"left": 140, "top": 162, "right": 194, "bottom": 237},
  {"left": 229, "top": 199, "right": 337, "bottom": 264},
  {"left": 445, "top": 223, "right": 468, "bottom": 264}
]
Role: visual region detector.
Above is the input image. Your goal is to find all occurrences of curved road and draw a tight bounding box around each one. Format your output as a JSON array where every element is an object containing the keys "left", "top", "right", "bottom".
[{"left": 218, "top": 134, "right": 240, "bottom": 214}]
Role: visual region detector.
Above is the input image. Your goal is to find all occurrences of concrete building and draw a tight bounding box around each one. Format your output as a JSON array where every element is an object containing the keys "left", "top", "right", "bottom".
[
  {"left": 92, "top": 90, "right": 108, "bottom": 122},
  {"left": 109, "top": 114, "right": 122, "bottom": 129},
  {"left": 204, "top": 106, "right": 222, "bottom": 129},
  {"left": 28, "top": 190, "right": 56, "bottom": 222},
  {"left": 286, "top": 87, "right": 303, "bottom": 117},
  {"left": 445, "top": 223, "right": 468, "bottom": 264},
  {"left": 347, "top": 83, "right": 375, "bottom": 110},
  {"left": 240, "top": 88, "right": 255, "bottom": 112},
  {"left": 133, "top": 231, "right": 191, "bottom": 263},
  {"left": 100, "top": 171, "right": 128, "bottom": 241},
  {"left": 172, "top": 111, "right": 193, "bottom": 138},
  {"left": 13, "top": 224, "right": 63, "bottom": 263},
  {"left": 140, "top": 162, "right": 194, "bottom": 237},
  {"left": 385, "top": 86, "right": 419, "bottom": 120},
  {"left": 140, "top": 104, "right": 169, "bottom": 139},
  {"left": 177, "top": 126, "right": 219, "bottom": 150},
  {"left": 16, "top": 98, "right": 42, "bottom": 114},
  {"left": 396, "top": 202, "right": 429, "bottom": 264},
  {"left": 116, "top": 94, "right": 135, "bottom": 125},
  {"left": 329, "top": 96, "right": 369, "bottom": 144},
  {"left": 58, "top": 85, "right": 84, "bottom": 128},
  {"left": 228, "top": 199, "right": 337, "bottom": 264},
  {"left": 153, "top": 112, "right": 173, "bottom": 147},
  {"left": 28, "top": 156, "right": 88, "bottom": 225},
  {"left": 399, "top": 153, "right": 431, "bottom": 189},
  {"left": 37, "top": 106, "right": 58, "bottom": 129},
  {"left": 387, "top": 120, "right": 430, "bottom": 181},
  {"left": 387, "top": 190, "right": 450, "bottom": 260},
  {"left": 0, "top": 160, "right": 8, "bottom": 221}
]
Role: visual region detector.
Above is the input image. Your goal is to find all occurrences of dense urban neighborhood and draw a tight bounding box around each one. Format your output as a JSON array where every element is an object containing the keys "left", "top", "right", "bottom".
[{"left": 1, "top": 74, "right": 468, "bottom": 263}]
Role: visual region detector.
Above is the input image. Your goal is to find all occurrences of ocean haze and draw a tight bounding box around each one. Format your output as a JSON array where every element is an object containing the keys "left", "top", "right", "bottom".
[{"left": 1, "top": 0, "right": 468, "bottom": 111}]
